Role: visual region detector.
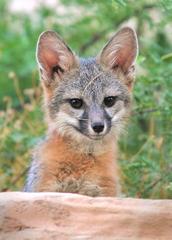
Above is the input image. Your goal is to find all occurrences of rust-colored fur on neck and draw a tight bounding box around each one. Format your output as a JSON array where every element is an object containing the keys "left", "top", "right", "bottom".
[{"left": 31, "top": 131, "right": 120, "bottom": 197}]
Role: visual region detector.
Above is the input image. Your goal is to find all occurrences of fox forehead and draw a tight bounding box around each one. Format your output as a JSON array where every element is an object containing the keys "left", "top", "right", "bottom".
[{"left": 53, "top": 57, "right": 129, "bottom": 103}]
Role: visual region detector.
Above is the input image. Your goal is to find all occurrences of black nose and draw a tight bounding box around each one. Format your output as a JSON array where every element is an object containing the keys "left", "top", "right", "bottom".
[{"left": 92, "top": 122, "right": 104, "bottom": 133}]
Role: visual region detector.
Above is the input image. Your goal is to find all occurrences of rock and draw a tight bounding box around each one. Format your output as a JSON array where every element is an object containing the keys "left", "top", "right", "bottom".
[{"left": 0, "top": 192, "right": 171, "bottom": 240}]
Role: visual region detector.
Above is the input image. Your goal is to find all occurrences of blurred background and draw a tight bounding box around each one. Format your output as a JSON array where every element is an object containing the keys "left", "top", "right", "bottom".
[{"left": 0, "top": 0, "right": 172, "bottom": 198}]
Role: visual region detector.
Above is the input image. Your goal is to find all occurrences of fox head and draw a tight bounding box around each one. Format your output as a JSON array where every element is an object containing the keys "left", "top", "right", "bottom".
[{"left": 36, "top": 27, "right": 138, "bottom": 148}]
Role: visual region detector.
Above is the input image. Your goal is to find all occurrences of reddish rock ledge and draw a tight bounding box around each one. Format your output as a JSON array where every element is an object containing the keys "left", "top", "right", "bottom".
[{"left": 0, "top": 192, "right": 171, "bottom": 240}]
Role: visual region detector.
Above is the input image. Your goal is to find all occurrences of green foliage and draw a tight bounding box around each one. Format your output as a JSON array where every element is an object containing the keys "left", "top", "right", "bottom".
[{"left": 0, "top": 0, "right": 172, "bottom": 198}]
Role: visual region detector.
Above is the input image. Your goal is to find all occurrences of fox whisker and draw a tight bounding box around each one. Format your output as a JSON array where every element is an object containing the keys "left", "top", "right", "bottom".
[{"left": 77, "top": 118, "right": 89, "bottom": 121}]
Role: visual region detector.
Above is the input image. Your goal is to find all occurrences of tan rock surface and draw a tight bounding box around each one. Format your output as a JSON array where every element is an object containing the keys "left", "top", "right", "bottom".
[{"left": 0, "top": 192, "right": 171, "bottom": 240}]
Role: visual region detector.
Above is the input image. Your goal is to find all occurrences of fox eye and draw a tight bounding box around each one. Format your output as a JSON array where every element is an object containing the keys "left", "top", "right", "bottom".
[
  {"left": 104, "top": 96, "right": 118, "bottom": 108},
  {"left": 69, "top": 98, "right": 83, "bottom": 109}
]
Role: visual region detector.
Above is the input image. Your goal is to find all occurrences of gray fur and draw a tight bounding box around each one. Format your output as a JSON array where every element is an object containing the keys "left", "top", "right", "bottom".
[
  {"left": 35, "top": 28, "right": 138, "bottom": 143},
  {"left": 47, "top": 57, "right": 131, "bottom": 140}
]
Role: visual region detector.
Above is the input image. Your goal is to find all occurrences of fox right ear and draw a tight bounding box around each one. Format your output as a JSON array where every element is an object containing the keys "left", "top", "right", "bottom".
[
  {"left": 97, "top": 27, "right": 138, "bottom": 89},
  {"left": 36, "top": 31, "right": 78, "bottom": 87}
]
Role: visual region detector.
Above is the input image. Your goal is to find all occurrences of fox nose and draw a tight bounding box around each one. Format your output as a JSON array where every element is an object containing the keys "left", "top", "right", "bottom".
[{"left": 92, "top": 122, "right": 104, "bottom": 133}]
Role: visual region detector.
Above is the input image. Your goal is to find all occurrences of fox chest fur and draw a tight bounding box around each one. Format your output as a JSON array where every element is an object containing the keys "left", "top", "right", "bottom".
[
  {"left": 25, "top": 133, "right": 119, "bottom": 197},
  {"left": 24, "top": 27, "right": 138, "bottom": 197}
]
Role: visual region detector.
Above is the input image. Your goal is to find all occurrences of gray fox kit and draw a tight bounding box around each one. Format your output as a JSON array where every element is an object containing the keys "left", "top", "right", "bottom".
[{"left": 24, "top": 27, "right": 138, "bottom": 197}]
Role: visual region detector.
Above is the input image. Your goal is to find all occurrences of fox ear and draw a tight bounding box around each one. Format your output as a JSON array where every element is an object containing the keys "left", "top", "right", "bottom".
[
  {"left": 36, "top": 31, "right": 78, "bottom": 87},
  {"left": 97, "top": 27, "right": 138, "bottom": 86}
]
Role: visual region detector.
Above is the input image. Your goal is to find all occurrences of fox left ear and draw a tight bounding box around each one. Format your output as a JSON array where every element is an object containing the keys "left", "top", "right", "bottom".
[
  {"left": 36, "top": 31, "right": 78, "bottom": 87},
  {"left": 97, "top": 27, "right": 138, "bottom": 88}
]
